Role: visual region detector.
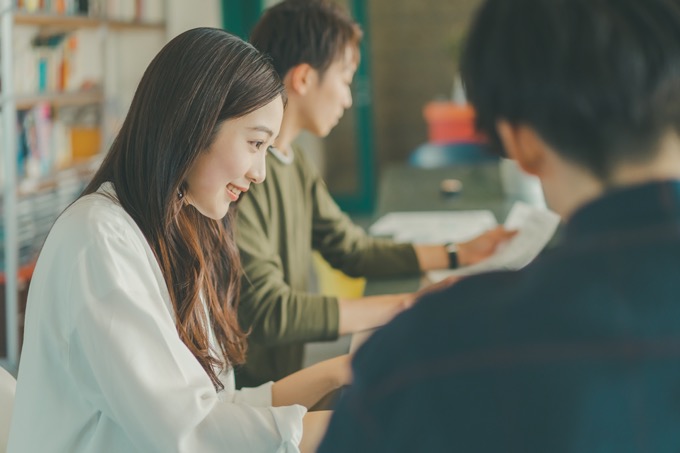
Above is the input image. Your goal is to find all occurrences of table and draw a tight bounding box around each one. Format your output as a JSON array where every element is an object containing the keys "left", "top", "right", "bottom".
[
  {"left": 308, "top": 161, "right": 512, "bottom": 362},
  {"left": 375, "top": 162, "right": 508, "bottom": 217},
  {"left": 365, "top": 161, "right": 510, "bottom": 296}
]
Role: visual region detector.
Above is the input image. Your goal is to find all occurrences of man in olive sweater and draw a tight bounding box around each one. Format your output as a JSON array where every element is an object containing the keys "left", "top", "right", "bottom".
[{"left": 235, "top": 0, "right": 514, "bottom": 388}]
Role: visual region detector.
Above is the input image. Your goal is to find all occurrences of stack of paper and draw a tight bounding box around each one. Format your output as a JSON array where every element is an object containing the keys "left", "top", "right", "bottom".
[
  {"left": 369, "top": 210, "right": 498, "bottom": 245},
  {"left": 370, "top": 203, "right": 561, "bottom": 282},
  {"left": 426, "top": 202, "right": 561, "bottom": 281}
]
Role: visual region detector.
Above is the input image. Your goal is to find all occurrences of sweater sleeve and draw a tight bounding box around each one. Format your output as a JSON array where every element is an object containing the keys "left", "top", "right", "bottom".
[
  {"left": 304, "top": 157, "right": 420, "bottom": 279},
  {"left": 236, "top": 185, "right": 341, "bottom": 346}
]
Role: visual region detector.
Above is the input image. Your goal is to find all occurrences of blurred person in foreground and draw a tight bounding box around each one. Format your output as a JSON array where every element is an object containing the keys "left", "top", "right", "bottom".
[{"left": 319, "top": 0, "right": 680, "bottom": 451}]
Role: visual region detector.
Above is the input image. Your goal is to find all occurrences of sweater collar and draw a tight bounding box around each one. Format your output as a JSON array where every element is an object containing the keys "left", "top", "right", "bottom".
[
  {"left": 565, "top": 180, "right": 680, "bottom": 240},
  {"left": 267, "top": 145, "right": 295, "bottom": 165}
]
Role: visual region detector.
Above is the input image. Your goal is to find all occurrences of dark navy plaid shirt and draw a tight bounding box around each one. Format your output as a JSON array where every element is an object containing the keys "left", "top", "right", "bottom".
[{"left": 320, "top": 180, "right": 680, "bottom": 453}]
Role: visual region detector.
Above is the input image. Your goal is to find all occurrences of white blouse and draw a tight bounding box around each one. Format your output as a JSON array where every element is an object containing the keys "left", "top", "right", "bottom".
[{"left": 8, "top": 183, "right": 306, "bottom": 453}]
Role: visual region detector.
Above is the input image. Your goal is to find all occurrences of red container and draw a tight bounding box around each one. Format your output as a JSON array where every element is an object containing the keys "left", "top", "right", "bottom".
[{"left": 423, "top": 101, "right": 486, "bottom": 144}]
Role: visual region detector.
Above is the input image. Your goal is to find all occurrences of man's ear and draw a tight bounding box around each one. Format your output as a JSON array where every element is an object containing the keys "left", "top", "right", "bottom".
[
  {"left": 496, "top": 120, "right": 548, "bottom": 176},
  {"left": 285, "top": 63, "right": 315, "bottom": 95}
]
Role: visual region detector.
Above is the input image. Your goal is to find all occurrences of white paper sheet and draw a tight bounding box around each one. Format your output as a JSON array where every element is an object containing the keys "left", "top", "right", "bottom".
[
  {"left": 427, "top": 202, "right": 561, "bottom": 281},
  {"left": 369, "top": 210, "right": 498, "bottom": 245}
]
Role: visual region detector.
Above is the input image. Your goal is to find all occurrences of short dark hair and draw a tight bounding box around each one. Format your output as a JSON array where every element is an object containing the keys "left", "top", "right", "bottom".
[
  {"left": 461, "top": 0, "right": 680, "bottom": 180},
  {"left": 251, "top": 0, "right": 363, "bottom": 79}
]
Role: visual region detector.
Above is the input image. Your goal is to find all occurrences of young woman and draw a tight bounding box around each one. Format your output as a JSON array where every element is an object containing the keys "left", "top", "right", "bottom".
[{"left": 8, "top": 28, "right": 347, "bottom": 453}]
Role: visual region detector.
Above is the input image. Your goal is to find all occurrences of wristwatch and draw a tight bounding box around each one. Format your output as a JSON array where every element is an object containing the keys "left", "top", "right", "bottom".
[{"left": 445, "top": 243, "right": 459, "bottom": 269}]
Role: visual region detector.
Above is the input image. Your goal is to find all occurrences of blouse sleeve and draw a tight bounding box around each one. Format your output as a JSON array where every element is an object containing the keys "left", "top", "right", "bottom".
[
  {"left": 230, "top": 380, "right": 275, "bottom": 407},
  {"left": 66, "top": 220, "right": 306, "bottom": 453},
  {"left": 233, "top": 381, "right": 307, "bottom": 447}
]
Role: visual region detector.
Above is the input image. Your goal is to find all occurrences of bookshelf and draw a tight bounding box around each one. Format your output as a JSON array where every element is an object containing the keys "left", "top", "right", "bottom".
[
  {"left": 15, "top": 88, "right": 104, "bottom": 109},
  {"left": 15, "top": 11, "right": 165, "bottom": 29},
  {"left": 0, "top": 0, "right": 167, "bottom": 374}
]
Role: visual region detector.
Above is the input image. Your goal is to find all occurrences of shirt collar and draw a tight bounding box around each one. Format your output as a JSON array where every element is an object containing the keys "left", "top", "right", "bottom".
[{"left": 565, "top": 179, "right": 680, "bottom": 239}]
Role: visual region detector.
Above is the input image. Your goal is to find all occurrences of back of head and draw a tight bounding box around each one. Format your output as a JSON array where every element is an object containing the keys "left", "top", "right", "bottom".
[
  {"left": 461, "top": 0, "right": 680, "bottom": 180},
  {"left": 251, "top": 0, "right": 362, "bottom": 79}
]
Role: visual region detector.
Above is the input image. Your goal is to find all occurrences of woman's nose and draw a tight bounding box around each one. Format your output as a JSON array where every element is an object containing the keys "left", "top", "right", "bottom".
[{"left": 247, "top": 153, "right": 267, "bottom": 184}]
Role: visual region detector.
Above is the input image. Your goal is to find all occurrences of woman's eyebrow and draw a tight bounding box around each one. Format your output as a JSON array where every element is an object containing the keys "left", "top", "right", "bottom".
[{"left": 248, "top": 126, "right": 274, "bottom": 137}]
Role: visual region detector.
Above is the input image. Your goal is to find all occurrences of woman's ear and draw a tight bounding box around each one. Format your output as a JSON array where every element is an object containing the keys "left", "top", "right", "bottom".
[
  {"left": 285, "top": 63, "right": 315, "bottom": 95},
  {"left": 496, "top": 120, "right": 548, "bottom": 176}
]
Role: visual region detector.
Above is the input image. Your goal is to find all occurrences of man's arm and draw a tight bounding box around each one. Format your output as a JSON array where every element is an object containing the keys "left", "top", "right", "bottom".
[
  {"left": 237, "top": 191, "right": 341, "bottom": 345},
  {"left": 414, "top": 226, "right": 518, "bottom": 270},
  {"left": 308, "top": 159, "right": 515, "bottom": 276},
  {"left": 307, "top": 158, "right": 422, "bottom": 278},
  {"left": 236, "top": 158, "right": 420, "bottom": 346}
]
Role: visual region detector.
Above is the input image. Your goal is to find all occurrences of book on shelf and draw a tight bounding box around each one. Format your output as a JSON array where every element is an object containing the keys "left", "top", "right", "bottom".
[
  {"left": 17, "top": 0, "right": 94, "bottom": 15},
  {"left": 14, "top": 0, "right": 165, "bottom": 23},
  {"left": 106, "top": 0, "right": 166, "bottom": 22},
  {"left": 0, "top": 166, "right": 93, "bottom": 272},
  {"left": 11, "top": 27, "right": 102, "bottom": 96},
  {"left": 12, "top": 102, "right": 101, "bottom": 186}
]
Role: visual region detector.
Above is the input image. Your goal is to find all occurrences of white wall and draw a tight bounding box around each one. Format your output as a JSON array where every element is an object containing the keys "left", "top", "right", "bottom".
[
  {"left": 166, "top": 0, "right": 222, "bottom": 39},
  {"left": 106, "top": 0, "right": 222, "bottom": 142}
]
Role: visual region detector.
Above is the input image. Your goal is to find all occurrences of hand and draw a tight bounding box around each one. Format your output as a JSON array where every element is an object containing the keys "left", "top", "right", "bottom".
[
  {"left": 338, "top": 292, "right": 418, "bottom": 335},
  {"left": 414, "top": 275, "right": 461, "bottom": 302},
  {"left": 456, "top": 226, "right": 517, "bottom": 266},
  {"left": 328, "top": 354, "right": 353, "bottom": 388},
  {"left": 271, "top": 354, "right": 353, "bottom": 409}
]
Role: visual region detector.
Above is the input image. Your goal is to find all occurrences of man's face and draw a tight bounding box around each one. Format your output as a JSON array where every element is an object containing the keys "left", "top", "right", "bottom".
[{"left": 300, "top": 45, "right": 358, "bottom": 137}]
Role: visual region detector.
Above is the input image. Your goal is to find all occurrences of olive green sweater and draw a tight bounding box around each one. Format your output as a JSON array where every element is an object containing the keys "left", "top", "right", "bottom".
[{"left": 235, "top": 146, "right": 420, "bottom": 388}]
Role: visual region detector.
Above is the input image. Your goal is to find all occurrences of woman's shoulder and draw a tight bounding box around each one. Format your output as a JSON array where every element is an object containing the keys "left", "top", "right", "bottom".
[{"left": 52, "top": 183, "right": 142, "bottom": 248}]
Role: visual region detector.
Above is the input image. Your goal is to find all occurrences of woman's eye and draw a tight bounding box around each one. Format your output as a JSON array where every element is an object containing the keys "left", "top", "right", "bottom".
[{"left": 252, "top": 141, "right": 265, "bottom": 150}]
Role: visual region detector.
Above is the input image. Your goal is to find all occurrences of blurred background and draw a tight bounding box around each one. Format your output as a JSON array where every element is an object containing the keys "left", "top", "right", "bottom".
[{"left": 252, "top": 0, "right": 484, "bottom": 214}]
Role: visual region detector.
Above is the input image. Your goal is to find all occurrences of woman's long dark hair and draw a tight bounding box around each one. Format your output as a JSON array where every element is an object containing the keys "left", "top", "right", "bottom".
[{"left": 82, "top": 28, "right": 284, "bottom": 390}]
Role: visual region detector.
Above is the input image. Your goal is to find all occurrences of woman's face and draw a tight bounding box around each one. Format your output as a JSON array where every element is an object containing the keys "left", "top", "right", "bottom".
[{"left": 185, "top": 95, "right": 284, "bottom": 219}]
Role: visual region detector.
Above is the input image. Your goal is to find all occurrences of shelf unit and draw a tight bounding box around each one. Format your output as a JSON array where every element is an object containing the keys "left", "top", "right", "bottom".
[
  {"left": 15, "top": 89, "right": 104, "bottom": 109},
  {"left": 0, "top": 1, "right": 167, "bottom": 374},
  {"left": 14, "top": 11, "right": 165, "bottom": 30}
]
